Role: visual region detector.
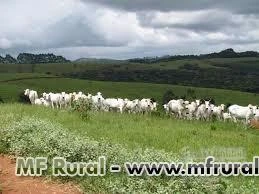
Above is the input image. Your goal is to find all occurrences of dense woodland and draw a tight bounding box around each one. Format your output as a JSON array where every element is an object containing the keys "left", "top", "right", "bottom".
[{"left": 0, "top": 53, "right": 70, "bottom": 64}]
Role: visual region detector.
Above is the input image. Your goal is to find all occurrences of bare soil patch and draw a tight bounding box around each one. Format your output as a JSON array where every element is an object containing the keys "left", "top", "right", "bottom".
[{"left": 0, "top": 155, "right": 82, "bottom": 194}]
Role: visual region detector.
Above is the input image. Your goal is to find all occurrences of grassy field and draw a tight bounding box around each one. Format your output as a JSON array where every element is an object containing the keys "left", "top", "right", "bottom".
[
  {"left": 1, "top": 73, "right": 259, "bottom": 192},
  {"left": 0, "top": 73, "right": 259, "bottom": 106},
  {"left": 0, "top": 103, "right": 259, "bottom": 193},
  {"left": 1, "top": 104, "right": 258, "bottom": 159}
]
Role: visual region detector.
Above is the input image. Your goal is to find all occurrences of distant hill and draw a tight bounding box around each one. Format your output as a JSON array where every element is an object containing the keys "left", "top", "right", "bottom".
[
  {"left": 74, "top": 58, "right": 125, "bottom": 64},
  {"left": 0, "top": 53, "right": 70, "bottom": 64},
  {"left": 128, "top": 48, "right": 259, "bottom": 63}
]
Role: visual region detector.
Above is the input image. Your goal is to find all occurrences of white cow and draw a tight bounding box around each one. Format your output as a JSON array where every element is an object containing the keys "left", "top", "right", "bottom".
[
  {"left": 102, "top": 98, "right": 125, "bottom": 113},
  {"left": 195, "top": 99, "right": 201, "bottom": 106},
  {"left": 212, "top": 104, "right": 225, "bottom": 120},
  {"left": 137, "top": 98, "right": 154, "bottom": 114},
  {"left": 167, "top": 99, "right": 185, "bottom": 118},
  {"left": 223, "top": 112, "right": 233, "bottom": 122},
  {"left": 124, "top": 99, "right": 139, "bottom": 113},
  {"left": 34, "top": 98, "right": 43, "bottom": 106},
  {"left": 44, "top": 92, "right": 62, "bottom": 109},
  {"left": 60, "top": 92, "right": 72, "bottom": 108},
  {"left": 254, "top": 109, "right": 259, "bottom": 121},
  {"left": 91, "top": 92, "right": 104, "bottom": 110},
  {"left": 24, "top": 89, "right": 38, "bottom": 104},
  {"left": 73, "top": 91, "right": 86, "bottom": 101},
  {"left": 163, "top": 104, "right": 170, "bottom": 114},
  {"left": 40, "top": 97, "right": 50, "bottom": 107},
  {"left": 185, "top": 101, "right": 198, "bottom": 120},
  {"left": 196, "top": 101, "right": 213, "bottom": 121},
  {"left": 228, "top": 104, "right": 256, "bottom": 124}
]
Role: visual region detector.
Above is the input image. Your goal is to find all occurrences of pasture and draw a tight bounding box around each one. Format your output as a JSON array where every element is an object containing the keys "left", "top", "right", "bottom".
[
  {"left": 1, "top": 73, "right": 259, "bottom": 193},
  {"left": 0, "top": 103, "right": 259, "bottom": 193},
  {"left": 1, "top": 73, "right": 259, "bottom": 106}
]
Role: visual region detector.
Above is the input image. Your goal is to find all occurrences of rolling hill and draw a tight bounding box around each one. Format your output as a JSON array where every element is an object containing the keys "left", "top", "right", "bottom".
[{"left": 0, "top": 73, "right": 259, "bottom": 106}]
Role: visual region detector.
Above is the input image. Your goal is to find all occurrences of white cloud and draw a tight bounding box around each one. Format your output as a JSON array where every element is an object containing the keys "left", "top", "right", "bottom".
[{"left": 0, "top": 38, "right": 12, "bottom": 49}]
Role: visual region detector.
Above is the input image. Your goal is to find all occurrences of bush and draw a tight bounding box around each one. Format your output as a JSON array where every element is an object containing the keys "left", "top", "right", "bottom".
[
  {"left": 162, "top": 90, "right": 176, "bottom": 104},
  {"left": 18, "top": 91, "right": 30, "bottom": 104},
  {"left": 70, "top": 99, "right": 92, "bottom": 120},
  {"left": 0, "top": 96, "right": 3, "bottom": 103}
]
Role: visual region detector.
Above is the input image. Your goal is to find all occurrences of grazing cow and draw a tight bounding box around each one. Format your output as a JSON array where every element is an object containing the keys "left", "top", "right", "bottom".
[
  {"left": 223, "top": 112, "right": 233, "bottom": 122},
  {"left": 185, "top": 101, "right": 198, "bottom": 120},
  {"left": 24, "top": 89, "right": 38, "bottom": 104},
  {"left": 212, "top": 104, "right": 225, "bottom": 120},
  {"left": 124, "top": 99, "right": 139, "bottom": 113},
  {"left": 44, "top": 93, "right": 62, "bottom": 109},
  {"left": 167, "top": 99, "right": 185, "bottom": 118},
  {"left": 137, "top": 98, "right": 154, "bottom": 114},
  {"left": 163, "top": 104, "right": 170, "bottom": 114},
  {"left": 151, "top": 101, "right": 158, "bottom": 112},
  {"left": 34, "top": 98, "right": 43, "bottom": 106},
  {"left": 60, "top": 92, "right": 72, "bottom": 108},
  {"left": 73, "top": 91, "right": 86, "bottom": 101},
  {"left": 184, "top": 101, "right": 190, "bottom": 105},
  {"left": 91, "top": 92, "right": 104, "bottom": 110},
  {"left": 195, "top": 99, "right": 201, "bottom": 106},
  {"left": 40, "top": 97, "right": 51, "bottom": 107},
  {"left": 228, "top": 104, "right": 256, "bottom": 124},
  {"left": 196, "top": 102, "right": 213, "bottom": 121},
  {"left": 102, "top": 98, "right": 125, "bottom": 113}
]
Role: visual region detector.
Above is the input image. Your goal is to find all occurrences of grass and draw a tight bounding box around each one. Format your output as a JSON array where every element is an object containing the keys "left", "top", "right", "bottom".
[
  {"left": 0, "top": 103, "right": 259, "bottom": 192},
  {"left": 1, "top": 73, "right": 259, "bottom": 106},
  {"left": 1, "top": 104, "right": 258, "bottom": 160}
]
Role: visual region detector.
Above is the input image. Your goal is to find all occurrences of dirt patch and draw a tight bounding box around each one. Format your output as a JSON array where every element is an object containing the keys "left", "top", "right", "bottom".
[
  {"left": 250, "top": 119, "right": 259, "bottom": 129},
  {"left": 0, "top": 155, "right": 82, "bottom": 194}
]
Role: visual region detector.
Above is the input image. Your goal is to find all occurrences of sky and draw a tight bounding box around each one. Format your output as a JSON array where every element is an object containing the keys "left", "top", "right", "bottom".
[{"left": 0, "top": 0, "right": 259, "bottom": 60}]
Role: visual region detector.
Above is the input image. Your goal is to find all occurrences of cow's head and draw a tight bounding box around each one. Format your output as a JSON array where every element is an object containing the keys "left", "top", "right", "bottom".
[
  {"left": 205, "top": 100, "right": 211, "bottom": 109},
  {"left": 24, "top": 89, "right": 30, "bottom": 96},
  {"left": 220, "top": 104, "right": 226, "bottom": 112}
]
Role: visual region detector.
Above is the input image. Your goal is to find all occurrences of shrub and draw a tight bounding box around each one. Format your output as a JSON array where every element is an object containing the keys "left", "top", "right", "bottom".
[
  {"left": 0, "top": 96, "right": 3, "bottom": 103},
  {"left": 70, "top": 99, "right": 92, "bottom": 120},
  {"left": 18, "top": 91, "right": 30, "bottom": 104},
  {"left": 162, "top": 90, "right": 176, "bottom": 104}
]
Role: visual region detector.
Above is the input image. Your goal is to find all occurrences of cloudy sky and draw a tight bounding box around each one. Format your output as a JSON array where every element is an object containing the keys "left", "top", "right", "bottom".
[{"left": 0, "top": 0, "right": 259, "bottom": 60}]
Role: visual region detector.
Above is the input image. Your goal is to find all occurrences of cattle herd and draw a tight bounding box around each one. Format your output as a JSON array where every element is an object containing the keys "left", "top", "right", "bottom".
[{"left": 24, "top": 89, "right": 259, "bottom": 124}]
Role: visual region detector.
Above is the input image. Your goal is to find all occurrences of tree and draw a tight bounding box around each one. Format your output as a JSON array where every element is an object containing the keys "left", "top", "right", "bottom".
[
  {"left": 0, "top": 96, "right": 3, "bottom": 103},
  {"left": 186, "top": 88, "right": 196, "bottom": 100},
  {"left": 162, "top": 90, "right": 176, "bottom": 104},
  {"left": 18, "top": 91, "right": 30, "bottom": 104}
]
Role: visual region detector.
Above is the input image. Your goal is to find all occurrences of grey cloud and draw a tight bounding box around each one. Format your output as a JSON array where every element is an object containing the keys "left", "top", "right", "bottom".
[
  {"left": 137, "top": 11, "right": 242, "bottom": 32},
  {"left": 84, "top": 0, "right": 259, "bottom": 14}
]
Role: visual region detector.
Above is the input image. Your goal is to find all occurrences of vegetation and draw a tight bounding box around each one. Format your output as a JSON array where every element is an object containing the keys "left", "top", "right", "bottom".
[
  {"left": 0, "top": 53, "right": 70, "bottom": 64},
  {"left": 1, "top": 74, "right": 259, "bottom": 106},
  {"left": 1, "top": 48, "right": 259, "bottom": 193},
  {"left": 1, "top": 49, "right": 259, "bottom": 92},
  {"left": 0, "top": 104, "right": 259, "bottom": 193},
  {"left": 128, "top": 48, "right": 259, "bottom": 63}
]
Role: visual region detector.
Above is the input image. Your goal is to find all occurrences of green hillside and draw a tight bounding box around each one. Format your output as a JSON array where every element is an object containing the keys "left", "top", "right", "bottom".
[
  {"left": 0, "top": 73, "right": 259, "bottom": 106},
  {"left": 1, "top": 56, "right": 259, "bottom": 92}
]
